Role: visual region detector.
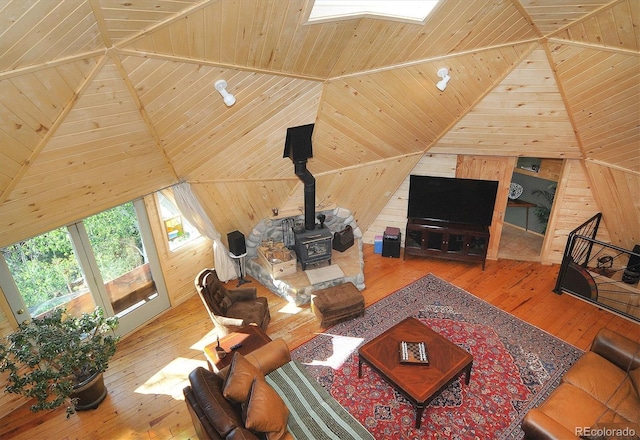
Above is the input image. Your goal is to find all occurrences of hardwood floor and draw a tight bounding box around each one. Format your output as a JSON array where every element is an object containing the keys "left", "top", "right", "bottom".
[{"left": 1, "top": 244, "right": 638, "bottom": 439}]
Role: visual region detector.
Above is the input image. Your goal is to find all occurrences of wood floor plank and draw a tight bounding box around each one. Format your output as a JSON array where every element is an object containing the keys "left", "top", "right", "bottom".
[{"left": 0, "top": 244, "right": 638, "bottom": 439}]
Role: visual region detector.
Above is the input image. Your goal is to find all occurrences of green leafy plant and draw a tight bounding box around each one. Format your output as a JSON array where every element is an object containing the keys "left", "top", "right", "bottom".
[
  {"left": 531, "top": 184, "right": 556, "bottom": 233},
  {"left": 0, "top": 307, "right": 119, "bottom": 417}
]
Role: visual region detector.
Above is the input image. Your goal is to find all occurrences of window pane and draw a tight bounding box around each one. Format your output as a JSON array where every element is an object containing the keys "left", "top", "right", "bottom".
[
  {"left": 158, "top": 191, "right": 201, "bottom": 251},
  {"left": 84, "top": 202, "right": 158, "bottom": 316},
  {"left": 84, "top": 202, "right": 145, "bottom": 282},
  {"left": 1, "top": 228, "right": 95, "bottom": 318}
]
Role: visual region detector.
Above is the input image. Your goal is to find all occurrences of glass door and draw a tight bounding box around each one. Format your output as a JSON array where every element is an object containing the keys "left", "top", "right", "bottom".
[
  {"left": 0, "top": 228, "right": 97, "bottom": 324},
  {"left": 0, "top": 199, "right": 170, "bottom": 336},
  {"left": 71, "top": 200, "right": 170, "bottom": 336}
]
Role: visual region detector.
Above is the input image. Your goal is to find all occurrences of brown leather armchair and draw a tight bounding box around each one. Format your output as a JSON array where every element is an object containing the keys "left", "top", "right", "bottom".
[{"left": 195, "top": 268, "right": 270, "bottom": 336}]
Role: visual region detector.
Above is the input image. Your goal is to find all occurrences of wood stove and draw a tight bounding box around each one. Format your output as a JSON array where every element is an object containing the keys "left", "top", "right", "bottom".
[
  {"left": 294, "top": 227, "right": 332, "bottom": 270},
  {"left": 284, "top": 123, "right": 333, "bottom": 270}
]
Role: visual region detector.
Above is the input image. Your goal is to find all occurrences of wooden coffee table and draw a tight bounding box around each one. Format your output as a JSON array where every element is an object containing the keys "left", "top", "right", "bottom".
[
  {"left": 358, "top": 317, "right": 473, "bottom": 429},
  {"left": 204, "top": 325, "right": 272, "bottom": 372}
]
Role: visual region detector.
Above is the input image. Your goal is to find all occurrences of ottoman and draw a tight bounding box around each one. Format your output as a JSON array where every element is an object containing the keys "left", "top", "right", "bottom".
[{"left": 311, "top": 282, "right": 365, "bottom": 328}]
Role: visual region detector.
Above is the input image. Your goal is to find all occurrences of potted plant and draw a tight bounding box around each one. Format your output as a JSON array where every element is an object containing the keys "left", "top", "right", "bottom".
[
  {"left": 0, "top": 306, "right": 119, "bottom": 417},
  {"left": 531, "top": 184, "right": 556, "bottom": 234}
]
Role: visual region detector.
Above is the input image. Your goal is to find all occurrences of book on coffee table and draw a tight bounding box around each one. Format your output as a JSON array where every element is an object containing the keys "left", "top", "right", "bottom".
[{"left": 400, "top": 341, "right": 429, "bottom": 364}]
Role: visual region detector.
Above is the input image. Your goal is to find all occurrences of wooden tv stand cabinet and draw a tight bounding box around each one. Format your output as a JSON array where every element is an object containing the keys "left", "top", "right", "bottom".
[{"left": 404, "top": 218, "right": 490, "bottom": 270}]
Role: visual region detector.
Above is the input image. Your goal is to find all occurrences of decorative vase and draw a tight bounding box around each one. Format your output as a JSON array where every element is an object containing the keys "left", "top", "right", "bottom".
[{"left": 70, "top": 372, "right": 108, "bottom": 411}]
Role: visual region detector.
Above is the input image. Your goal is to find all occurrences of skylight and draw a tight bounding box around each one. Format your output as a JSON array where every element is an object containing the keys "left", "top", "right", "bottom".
[{"left": 308, "top": 0, "right": 440, "bottom": 24}]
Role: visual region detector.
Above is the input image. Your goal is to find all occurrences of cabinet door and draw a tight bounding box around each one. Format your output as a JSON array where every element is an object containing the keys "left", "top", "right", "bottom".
[
  {"left": 425, "top": 230, "right": 444, "bottom": 250},
  {"left": 447, "top": 233, "right": 465, "bottom": 253},
  {"left": 468, "top": 235, "right": 488, "bottom": 256},
  {"left": 405, "top": 228, "right": 423, "bottom": 250}
]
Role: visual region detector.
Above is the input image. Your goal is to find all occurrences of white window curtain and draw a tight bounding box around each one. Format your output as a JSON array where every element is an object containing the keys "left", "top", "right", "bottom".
[{"left": 172, "top": 182, "right": 237, "bottom": 282}]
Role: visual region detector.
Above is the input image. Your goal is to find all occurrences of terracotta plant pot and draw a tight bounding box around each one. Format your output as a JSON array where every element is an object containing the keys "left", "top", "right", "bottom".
[{"left": 70, "top": 372, "right": 108, "bottom": 411}]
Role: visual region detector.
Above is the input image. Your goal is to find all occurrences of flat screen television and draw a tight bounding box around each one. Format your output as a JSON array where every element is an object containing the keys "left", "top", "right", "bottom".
[{"left": 407, "top": 175, "right": 499, "bottom": 226}]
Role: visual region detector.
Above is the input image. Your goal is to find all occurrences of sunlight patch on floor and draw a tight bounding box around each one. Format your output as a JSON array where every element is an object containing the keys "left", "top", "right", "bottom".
[
  {"left": 134, "top": 357, "right": 207, "bottom": 399},
  {"left": 302, "top": 333, "right": 363, "bottom": 370},
  {"left": 190, "top": 329, "right": 221, "bottom": 351},
  {"left": 279, "top": 301, "right": 303, "bottom": 314}
]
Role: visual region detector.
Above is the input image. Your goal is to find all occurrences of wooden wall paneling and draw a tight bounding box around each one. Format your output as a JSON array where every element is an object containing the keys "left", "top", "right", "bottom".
[
  {"left": 193, "top": 179, "right": 299, "bottom": 247},
  {"left": 378, "top": 0, "right": 535, "bottom": 69},
  {"left": 542, "top": 159, "right": 611, "bottom": 264},
  {"left": 0, "top": 59, "right": 99, "bottom": 201},
  {"left": 444, "top": 1, "right": 534, "bottom": 52},
  {"left": 315, "top": 44, "right": 531, "bottom": 171},
  {"left": 193, "top": 76, "right": 321, "bottom": 180},
  {"left": 267, "top": 2, "right": 312, "bottom": 74},
  {"left": 122, "top": 0, "right": 540, "bottom": 80},
  {"left": 124, "top": 57, "right": 322, "bottom": 180},
  {"left": 275, "top": 157, "right": 422, "bottom": 240},
  {"left": 0, "top": 60, "right": 176, "bottom": 248},
  {"left": 519, "top": 0, "right": 611, "bottom": 36},
  {"left": 362, "top": 153, "right": 458, "bottom": 244},
  {"left": 549, "top": 43, "right": 640, "bottom": 172},
  {"left": 0, "top": 1, "right": 100, "bottom": 72},
  {"left": 313, "top": 157, "right": 420, "bottom": 233},
  {"left": 327, "top": 19, "right": 399, "bottom": 77},
  {"left": 455, "top": 155, "right": 516, "bottom": 260},
  {"left": 94, "top": 0, "right": 205, "bottom": 45},
  {"left": 282, "top": 20, "right": 344, "bottom": 78},
  {"left": 584, "top": 161, "right": 640, "bottom": 250},
  {"left": 538, "top": 159, "right": 567, "bottom": 264},
  {"left": 434, "top": 46, "right": 581, "bottom": 158},
  {"left": 550, "top": 0, "right": 640, "bottom": 52},
  {"left": 318, "top": 74, "right": 426, "bottom": 160}
]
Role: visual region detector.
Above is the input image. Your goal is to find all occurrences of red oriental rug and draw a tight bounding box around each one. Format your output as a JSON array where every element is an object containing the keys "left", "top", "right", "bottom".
[{"left": 292, "top": 274, "right": 583, "bottom": 439}]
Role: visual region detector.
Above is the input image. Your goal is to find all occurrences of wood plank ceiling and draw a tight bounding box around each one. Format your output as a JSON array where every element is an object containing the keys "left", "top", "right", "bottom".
[{"left": 0, "top": 0, "right": 638, "bottom": 249}]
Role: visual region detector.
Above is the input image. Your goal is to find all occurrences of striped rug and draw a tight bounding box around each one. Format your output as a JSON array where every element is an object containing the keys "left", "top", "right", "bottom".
[{"left": 267, "top": 360, "right": 374, "bottom": 440}]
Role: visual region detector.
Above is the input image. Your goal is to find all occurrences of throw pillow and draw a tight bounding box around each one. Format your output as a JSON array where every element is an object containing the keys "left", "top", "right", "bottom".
[
  {"left": 243, "top": 378, "right": 289, "bottom": 440},
  {"left": 223, "top": 352, "right": 264, "bottom": 403}
]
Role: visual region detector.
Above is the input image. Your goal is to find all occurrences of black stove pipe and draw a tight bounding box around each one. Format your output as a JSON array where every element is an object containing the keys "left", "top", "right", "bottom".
[{"left": 294, "top": 161, "right": 316, "bottom": 231}]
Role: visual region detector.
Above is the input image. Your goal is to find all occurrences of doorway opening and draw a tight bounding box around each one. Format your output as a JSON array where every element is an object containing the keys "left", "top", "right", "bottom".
[{"left": 498, "top": 158, "right": 561, "bottom": 262}]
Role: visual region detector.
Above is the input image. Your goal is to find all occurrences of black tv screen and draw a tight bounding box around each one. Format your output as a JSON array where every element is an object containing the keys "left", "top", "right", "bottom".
[{"left": 407, "top": 175, "right": 499, "bottom": 226}]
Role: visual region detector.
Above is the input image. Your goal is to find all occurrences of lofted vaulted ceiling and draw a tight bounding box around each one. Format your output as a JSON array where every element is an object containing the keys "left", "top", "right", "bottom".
[{"left": 0, "top": 0, "right": 638, "bottom": 248}]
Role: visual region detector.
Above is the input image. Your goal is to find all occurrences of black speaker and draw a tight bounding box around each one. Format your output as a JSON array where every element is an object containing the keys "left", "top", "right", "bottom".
[
  {"left": 382, "top": 232, "right": 401, "bottom": 258},
  {"left": 227, "top": 230, "right": 246, "bottom": 256}
]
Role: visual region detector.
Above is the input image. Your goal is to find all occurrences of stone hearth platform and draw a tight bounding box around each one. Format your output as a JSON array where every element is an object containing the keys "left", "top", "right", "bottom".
[{"left": 245, "top": 207, "right": 365, "bottom": 306}]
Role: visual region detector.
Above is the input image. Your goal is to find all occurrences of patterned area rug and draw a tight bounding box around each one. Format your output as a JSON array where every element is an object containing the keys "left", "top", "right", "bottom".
[{"left": 292, "top": 274, "right": 583, "bottom": 439}]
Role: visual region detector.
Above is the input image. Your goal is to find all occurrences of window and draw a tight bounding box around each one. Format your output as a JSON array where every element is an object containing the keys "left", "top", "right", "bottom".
[
  {"left": 2, "top": 228, "right": 95, "bottom": 318},
  {"left": 158, "top": 190, "right": 202, "bottom": 251},
  {"left": 307, "top": 0, "right": 440, "bottom": 24},
  {"left": 0, "top": 200, "right": 170, "bottom": 335}
]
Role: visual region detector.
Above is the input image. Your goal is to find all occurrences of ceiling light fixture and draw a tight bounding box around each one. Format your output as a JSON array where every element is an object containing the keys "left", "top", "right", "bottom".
[
  {"left": 214, "top": 80, "right": 236, "bottom": 106},
  {"left": 436, "top": 68, "right": 451, "bottom": 91}
]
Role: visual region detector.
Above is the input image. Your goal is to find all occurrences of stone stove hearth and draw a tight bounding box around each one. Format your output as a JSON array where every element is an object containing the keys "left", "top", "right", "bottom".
[{"left": 244, "top": 207, "right": 365, "bottom": 306}]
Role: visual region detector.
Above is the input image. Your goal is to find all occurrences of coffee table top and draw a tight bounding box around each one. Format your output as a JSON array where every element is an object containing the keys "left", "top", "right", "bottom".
[
  {"left": 204, "top": 325, "right": 272, "bottom": 372},
  {"left": 358, "top": 317, "right": 473, "bottom": 404}
]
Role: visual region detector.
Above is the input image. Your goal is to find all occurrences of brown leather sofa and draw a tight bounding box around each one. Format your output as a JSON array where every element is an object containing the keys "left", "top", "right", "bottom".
[
  {"left": 522, "top": 328, "right": 640, "bottom": 439},
  {"left": 184, "top": 338, "right": 292, "bottom": 440}
]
